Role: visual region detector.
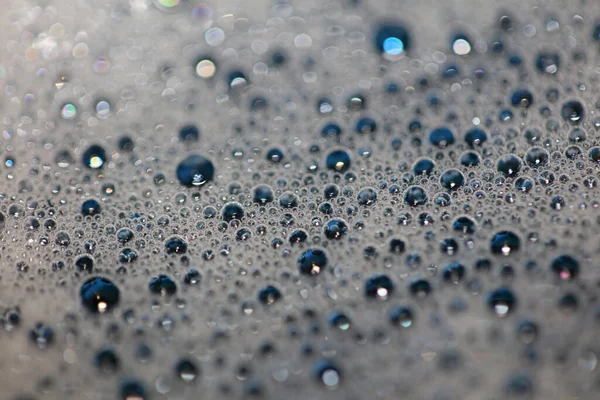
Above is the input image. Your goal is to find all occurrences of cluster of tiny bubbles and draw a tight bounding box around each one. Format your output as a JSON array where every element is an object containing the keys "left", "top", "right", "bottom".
[{"left": 2, "top": 0, "right": 600, "bottom": 399}]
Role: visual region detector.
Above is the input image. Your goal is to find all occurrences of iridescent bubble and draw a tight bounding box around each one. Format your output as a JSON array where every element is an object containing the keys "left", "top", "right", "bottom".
[
  {"left": 195, "top": 58, "right": 216, "bottom": 79},
  {"left": 61, "top": 103, "right": 77, "bottom": 119}
]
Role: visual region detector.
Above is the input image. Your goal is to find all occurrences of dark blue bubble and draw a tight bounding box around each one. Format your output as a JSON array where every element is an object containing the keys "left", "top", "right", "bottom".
[
  {"left": 325, "top": 149, "right": 351, "bottom": 172},
  {"left": 323, "top": 184, "right": 339, "bottom": 199},
  {"left": 179, "top": 124, "right": 199, "bottom": 141},
  {"left": 497, "top": 154, "right": 522, "bottom": 177},
  {"left": 510, "top": 89, "right": 534, "bottom": 108},
  {"left": 460, "top": 151, "right": 481, "bottom": 166},
  {"left": 320, "top": 122, "right": 342, "bottom": 138},
  {"left": 535, "top": 52, "right": 560, "bottom": 74},
  {"left": 357, "top": 187, "right": 377, "bottom": 206},
  {"left": 389, "top": 305, "right": 414, "bottom": 328},
  {"left": 270, "top": 49, "right": 287, "bottom": 66},
  {"left": 464, "top": 128, "right": 487, "bottom": 147},
  {"left": 312, "top": 359, "right": 341, "bottom": 386},
  {"left": 117, "top": 136, "right": 134, "bottom": 152},
  {"left": 355, "top": 117, "right": 377, "bottom": 134},
  {"left": 81, "top": 199, "right": 101, "bottom": 216},
  {"left": 442, "top": 65, "right": 459, "bottom": 79},
  {"left": 298, "top": 248, "right": 328, "bottom": 275},
  {"left": 266, "top": 148, "right": 284, "bottom": 163},
  {"left": 487, "top": 287, "right": 517, "bottom": 316},
  {"left": 75, "top": 255, "right": 94, "bottom": 273},
  {"left": 29, "top": 322, "right": 54, "bottom": 348},
  {"left": 165, "top": 236, "right": 187, "bottom": 254},
  {"left": 440, "top": 169, "right": 464, "bottom": 191},
  {"left": 149, "top": 275, "right": 177, "bottom": 296},
  {"left": 404, "top": 186, "right": 428, "bottom": 206},
  {"left": 221, "top": 202, "right": 244, "bottom": 222},
  {"left": 508, "top": 54, "right": 523, "bottom": 67},
  {"left": 453, "top": 216, "right": 476, "bottom": 234},
  {"left": 490, "top": 231, "right": 520, "bottom": 256},
  {"left": 253, "top": 185, "right": 274, "bottom": 204},
  {"left": 328, "top": 312, "right": 351, "bottom": 330},
  {"left": 524, "top": 147, "right": 549, "bottom": 167},
  {"left": 82, "top": 144, "right": 107, "bottom": 169},
  {"left": 94, "top": 346, "right": 120, "bottom": 373},
  {"left": 594, "top": 23, "right": 600, "bottom": 41},
  {"left": 289, "top": 229, "right": 308, "bottom": 245},
  {"left": 550, "top": 255, "right": 579, "bottom": 281},
  {"left": 413, "top": 158, "right": 435, "bottom": 175},
  {"left": 409, "top": 278, "right": 432, "bottom": 297},
  {"left": 374, "top": 23, "right": 411, "bottom": 56},
  {"left": 561, "top": 100, "right": 584, "bottom": 125},
  {"left": 389, "top": 238, "right": 406, "bottom": 254},
  {"left": 176, "top": 154, "right": 215, "bottom": 187},
  {"left": 365, "top": 274, "right": 394, "bottom": 299},
  {"left": 119, "top": 379, "right": 146, "bottom": 400},
  {"left": 324, "top": 219, "right": 348, "bottom": 240},
  {"left": 442, "top": 262, "right": 466, "bottom": 283},
  {"left": 257, "top": 285, "right": 282, "bottom": 305},
  {"left": 80, "top": 277, "right": 120, "bottom": 313},
  {"left": 184, "top": 269, "right": 202, "bottom": 285},
  {"left": 429, "top": 127, "right": 455, "bottom": 148}
]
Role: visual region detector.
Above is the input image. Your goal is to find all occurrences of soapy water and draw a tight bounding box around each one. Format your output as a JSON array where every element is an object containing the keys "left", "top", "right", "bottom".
[{"left": 1, "top": 0, "right": 600, "bottom": 398}]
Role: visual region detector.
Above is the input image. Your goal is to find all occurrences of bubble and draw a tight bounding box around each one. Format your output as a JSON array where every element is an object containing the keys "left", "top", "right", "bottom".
[
  {"left": 409, "top": 278, "right": 432, "bottom": 297},
  {"left": 94, "top": 347, "right": 121, "bottom": 374},
  {"left": 81, "top": 199, "right": 102, "bottom": 216},
  {"left": 535, "top": 52, "right": 560, "bottom": 74},
  {"left": 179, "top": 124, "right": 199, "bottom": 141},
  {"left": 257, "top": 285, "right": 282, "bottom": 305},
  {"left": 365, "top": 274, "right": 394, "bottom": 299},
  {"left": 429, "top": 127, "right": 455, "bottom": 148},
  {"left": 82, "top": 145, "right": 107, "bottom": 169},
  {"left": 490, "top": 231, "right": 521, "bottom": 256},
  {"left": 266, "top": 148, "right": 284, "bottom": 163},
  {"left": 312, "top": 360, "right": 341, "bottom": 388},
  {"left": 464, "top": 128, "right": 488, "bottom": 147},
  {"left": 195, "top": 58, "right": 216, "bottom": 78},
  {"left": 357, "top": 187, "right": 377, "bottom": 206},
  {"left": 80, "top": 277, "right": 121, "bottom": 314},
  {"left": 413, "top": 158, "right": 435, "bottom": 175},
  {"left": 561, "top": 100, "right": 585, "bottom": 124},
  {"left": 404, "top": 186, "right": 428, "bottom": 207},
  {"left": 487, "top": 287, "right": 517, "bottom": 317},
  {"left": 29, "top": 322, "right": 54, "bottom": 349},
  {"left": 440, "top": 169, "right": 465, "bottom": 191},
  {"left": 325, "top": 149, "right": 352, "bottom": 172},
  {"left": 119, "top": 379, "right": 147, "bottom": 400},
  {"left": 221, "top": 202, "right": 244, "bottom": 222},
  {"left": 442, "top": 262, "right": 466, "bottom": 283},
  {"left": 550, "top": 255, "right": 579, "bottom": 281},
  {"left": 149, "top": 275, "right": 177, "bottom": 296},
  {"left": 75, "top": 255, "right": 94, "bottom": 273},
  {"left": 510, "top": 89, "right": 534, "bottom": 108},
  {"left": 175, "top": 359, "right": 199, "bottom": 383},
  {"left": 165, "top": 236, "right": 187, "bottom": 254},
  {"left": 328, "top": 312, "right": 351, "bottom": 331},
  {"left": 497, "top": 154, "right": 522, "bottom": 177},
  {"left": 375, "top": 23, "right": 411, "bottom": 57},
  {"left": 183, "top": 269, "right": 202, "bottom": 285},
  {"left": 389, "top": 306, "right": 414, "bottom": 328},
  {"left": 524, "top": 147, "right": 549, "bottom": 167},
  {"left": 61, "top": 103, "right": 77, "bottom": 119},
  {"left": 176, "top": 154, "right": 215, "bottom": 187},
  {"left": 298, "top": 248, "right": 328, "bottom": 275},
  {"left": 324, "top": 219, "right": 348, "bottom": 240},
  {"left": 451, "top": 35, "right": 472, "bottom": 56}
]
